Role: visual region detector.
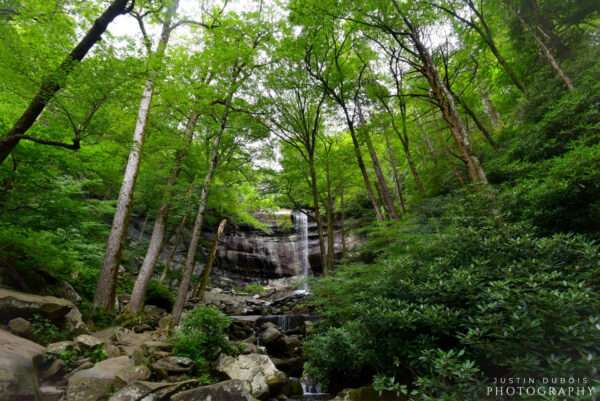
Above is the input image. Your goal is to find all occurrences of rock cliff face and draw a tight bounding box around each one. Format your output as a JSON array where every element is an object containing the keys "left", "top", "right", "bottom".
[{"left": 215, "top": 210, "right": 334, "bottom": 282}]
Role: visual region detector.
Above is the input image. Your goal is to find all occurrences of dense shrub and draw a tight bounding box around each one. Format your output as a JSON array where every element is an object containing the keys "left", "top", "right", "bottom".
[
  {"left": 145, "top": 279, "right": 175, "bottom": 310},
  {"left": 305, "top": 198, "right": 600, "bottom": 399},
  {"left": 172, "top": 306, "right": 233, "bottom": 379},
  {"left": 485, "top": 63, "right": 600, "bottom": 236}
]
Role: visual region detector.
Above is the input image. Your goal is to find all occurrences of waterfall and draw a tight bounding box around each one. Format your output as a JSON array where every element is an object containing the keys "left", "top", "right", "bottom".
[
  {"left": 294, "top": 210, "right": 310, "bottom": 292},
  {"left": 300, "top": 376, "right": 328, "bottom": 400}
]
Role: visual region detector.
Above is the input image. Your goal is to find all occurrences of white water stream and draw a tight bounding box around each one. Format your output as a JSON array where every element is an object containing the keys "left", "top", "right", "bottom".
[{"left": 294, "top": 210, "right": 311, "bottom": 293}]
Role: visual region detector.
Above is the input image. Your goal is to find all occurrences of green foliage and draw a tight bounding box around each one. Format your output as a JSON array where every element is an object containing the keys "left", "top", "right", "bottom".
[
  {"left": 54, "top": 344, "right": 107, "bottom": 372},
  {"left": 172, "top": 306, "right": 233, "bottom": 378},
  {"left": 305, "top": 196, "right": 600, "bottom": 399},
  {"left": 145, "top": 279, "right": 174, "bottom": 310},
  {"left": 30, "top": 314, "right": 67, "bottom": 345},
  {"left": 240, "top": 282, "right": 268, "bottom": 295},
  {"left": 487, "top": 63, "right": 600, "bottom": 235},
  {"left": 0, "top": 225, "right": 85, "bottom": 282}
]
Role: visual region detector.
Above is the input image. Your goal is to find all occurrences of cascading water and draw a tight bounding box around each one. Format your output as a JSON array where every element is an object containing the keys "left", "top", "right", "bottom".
[
  {"left": 300, "top": 376, "right": 329, "bottom": 400},
  {"left": 294, "top": 210, "right": 310, "bottom": 293}
]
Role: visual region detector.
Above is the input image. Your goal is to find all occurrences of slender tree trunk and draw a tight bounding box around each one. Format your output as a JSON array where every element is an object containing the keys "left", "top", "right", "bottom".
[
  {"left": 94, "top": 0, "right": 180, "bottom": 311},
  {"left": 383, "top": 128, "right": 407, "bottom": 212},
  {"left": 94, "top": 79, "right": 154, "bottom": 310},
  {"left": 380, "top": 96, "right": 425, "bottom": 195},
  {"left": 308, "top": 158, "right": 327, "bottom": 273},
  {"left": 137, "top": 214, "right": 149, "bottom": 242},
  {"left": 362, "top": 128, "right": 398, "bottom": 219},
  {"left": 415, "top": 114, "right": 438, "bottom": 163},
  {"left": 465, "top": 0, "right": 528, "bottom": 96},
  {"left": 480, "top": 33, "right": 527, "bottom": 95},
  {"left": 511, "top": 8, "right": 574, "bottom": 91},
  {"left": 324, "top": 162, "right": 335, "bottom": 271},
  {"left": 0, "top": 0, "right": 132, "bottom": 164},
  {"left": 398, "top": 106, "right": 425, "bottom": 195},
  {"left": 453, "top": 91, "right": 498, "bottom": 149},
  {"left": 128, "top": 112, "right": 198, "bottom": 313},
  {"left": 481, "top": 91, "right": 502, "bottom": 129},
  {"left": 530, "top": 25, "right": 575, "bottom": 91},
  {"left": 192, "top": 219, "right": 227, "bottom": 300},
  {"left": 172, "top": 146, "right": 219, "bottom": 324},
  {"left": 343, "top": 112, "right": 384, "bottom": 220},
  {"left": 340, "top": 189, "right": 347, "bottom": 254},
  {"left": 409, "top": 30, "right": 488, "bottom": 184},
  {"left": 171, "top": 75, "right": 237, "bottom": 323},
  {"left": 160, "top": 182, "right": 194, "bottom": 282},
  {"left": 159, "top": 214, "right": 188, "bottom": 282}
]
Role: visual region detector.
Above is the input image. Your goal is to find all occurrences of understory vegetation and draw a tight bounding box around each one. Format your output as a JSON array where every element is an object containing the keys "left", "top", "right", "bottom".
[
  {"left": 306, "top": 193, "right": 600, "bottom": 398},
  {"left": 172, "top": 306, "right": 233, "bottom": 382}
]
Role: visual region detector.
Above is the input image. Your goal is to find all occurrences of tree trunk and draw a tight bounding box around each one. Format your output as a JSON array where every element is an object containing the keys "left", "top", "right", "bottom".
[
  {"left": 380, "top": 95, "right": 425, "bottom": 195},
  {"left": 192, "top": 219, "right": 227, "bottom": 300},
  {"left": 383, "top": 128, "right": 407, "bottom": 212},
  {"left": 480, "top": 33, "right": 527, "bottom": 95},
  {"left": 481, "top": 91, "right": 502, "bottom": 129},
  {"left": 343, "top": 114, "right": 384, "bottom": 221},
  {"left": 128, "top": 112, "right": 198, "bottom": 313},
  {"left": 410, "top": 30, "right": 488, "bottom": 184},
  {"left": 171, "top": 76, "right": 236, "bottom": 323},
  {"left": 340, "top": 189, "right": 347, "bottom": 254},
  {"left": 171, "top": 146, "right": 219, "bottom": 324},
  {"left": 324, "top": 161, "right": 335, "bottom": 271},
  {"left": 93, "top": 0, "right": 180, "bottom": 311},
  {"left": 530, "top": 25, "right": 575, "bottom": 91},
  {"left": 362, "top": 128, "right": 398, "bottom": 219},
  {"left": 513, "top": 9, "right": 574, "bottom": 91},
  {"left": 453, "top": 91, "right": 498, "bottom": 149},
  {"left": 308, "top": 158, "right": 327, "bottom": 273},
  {"left": 137, "top": 214, "right": 149, "bottom": 242},
  {"left": 398, "top": 105, "right": 425, "bottom": 195},
  {"left": 0, "top": 0, "right": 132, "bottom": 164},
  {"left": 467, "top": 1, "right": 528, "bottom": 96},
  {"left": 160, "top": 214, "right": 188, "bottom": 283}
]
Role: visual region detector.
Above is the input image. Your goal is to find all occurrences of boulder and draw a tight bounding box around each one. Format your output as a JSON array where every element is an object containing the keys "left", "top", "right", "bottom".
[
  {"left": 106, "top": 343, "right": 122, "bottom": 358},
  {"left": 151, "top": 356, "right": 194, "bottom": 378},
  {"left": 66, "top": 356, "right": 149, "bottom": 401},
  {"left": 65, "top": 307, "right": 88, "bottom": 334},
  {"left": 54, "top": 281, "right": 82, "bottom": 304},
  {"left": 259, "top": 324, "right": 281, "bottom": 345},
  {"left": 282, "top": 334, "right": 301, "bottom": 350},
  {"left": 40, "top": 385, "right": 66, "bottom": 401},
  {"left": 271, "top": 356, "right": 303, "bottom": 377},
  {"left": 281, "top": 377, "right": 304, "bottom": 398},
  {"left": 142, "top": 340, "right": 171, "bottom": 356},
  {"left": 107, "top": 382, "right": 159, "bottom": 401},
  {"left": 94, "top": 327, "right": 154, "bottom": 358},
  {"left": 107, "top": 381, "right": 164, "bottom": 401},
  {"left": 46, "top": 340, "right": 76, "bottom": 355},
  {"left": 40, "top": 359, "right": 65, "bottom": 381},
  {"left": 171, "top": 380, "right": 257, "bottom": 401},
  {"left": 8, "top": 317, "right": 32, "bottom": 338},
  {"left": 0, "top": 329, "right": 45, "bottom": 401},
  {"left": 332, "top": 386, "right": 405, "bottom": 401},
  {"left": 216, "top": 353, "right": 287, "bottom": 399},
  {"left": 0, "top": 288, "right": 73, "bottom": 322},
  {"left": 75, "top": 334, "right": 104, "bottom": 349},
  {"left": 236, "top": 339, "right": 259, "bottom": 354}
]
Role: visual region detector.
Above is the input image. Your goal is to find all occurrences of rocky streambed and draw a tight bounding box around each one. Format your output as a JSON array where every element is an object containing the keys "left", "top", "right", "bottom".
[{"left": 0, "top": 282, "right": 336, "bottom": 401}]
